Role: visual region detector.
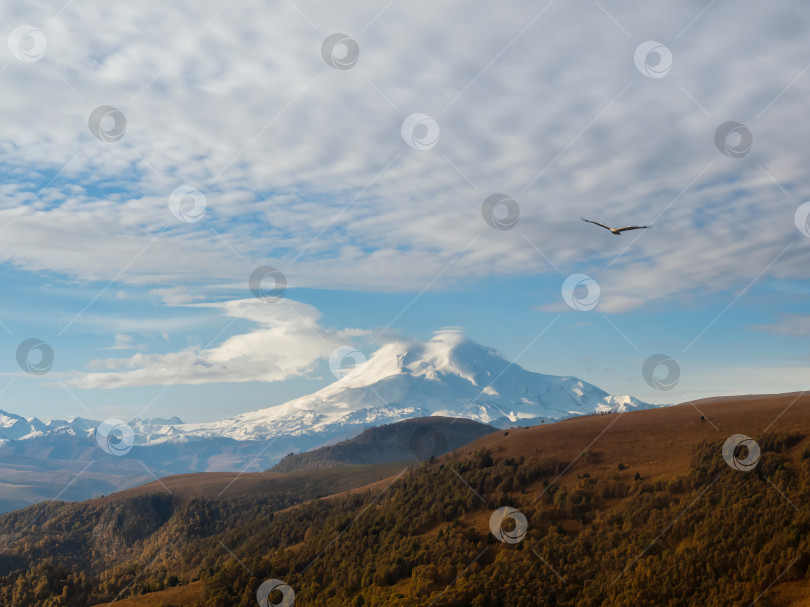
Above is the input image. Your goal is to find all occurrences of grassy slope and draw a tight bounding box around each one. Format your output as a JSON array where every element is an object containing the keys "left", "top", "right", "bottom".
[
  {"left": 89, "top": 462, "right": 412, "bottom": 504},
  {"left": 271, "top": 416, "right": 495, "bottom": 473},
  {"left": 31, "top": 393, "right": 810, "bottom": 605},
  {"left": 93, "top": 581, "right": 204, "bottom": 606}
]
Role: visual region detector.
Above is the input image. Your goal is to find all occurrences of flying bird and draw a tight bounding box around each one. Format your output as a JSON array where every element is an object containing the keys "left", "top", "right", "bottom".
[{"left": 581, "top": 218, "right": 649, "bottom": 235}]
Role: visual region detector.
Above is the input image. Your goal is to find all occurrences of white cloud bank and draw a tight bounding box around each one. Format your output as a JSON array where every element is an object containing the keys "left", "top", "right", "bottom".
[{"left": 69, "top": 298, "right": 361, "bottom": 388}]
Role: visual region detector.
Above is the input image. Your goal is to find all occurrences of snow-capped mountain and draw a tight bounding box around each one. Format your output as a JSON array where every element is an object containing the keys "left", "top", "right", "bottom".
[
  {"left": 1, "top": 331, "right": 656, "bottom": 447},
  {"left": 0, "top": 410, "right": 98, "bottom": 442},
  {"left": 187, "top": 330, "right": 655, "bottom": 441},
  {"left": 0, "top": 331, "right": 660, "bottom": 509}
]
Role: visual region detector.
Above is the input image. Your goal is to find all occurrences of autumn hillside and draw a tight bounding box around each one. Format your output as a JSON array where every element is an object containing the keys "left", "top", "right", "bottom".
[{"left": 1, "top": 393, "right": 810, "bottom": 606}]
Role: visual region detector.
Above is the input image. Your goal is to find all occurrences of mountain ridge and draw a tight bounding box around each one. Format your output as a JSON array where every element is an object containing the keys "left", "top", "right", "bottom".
[
  {"left": 0, "top": 332, "right": 660, "bottom": 509},
  {"left": 271, "top": 416, "right": 496, "bottom": 473},
  {"left": 0, "top": 332, "right": 657, "bottom": 447}
]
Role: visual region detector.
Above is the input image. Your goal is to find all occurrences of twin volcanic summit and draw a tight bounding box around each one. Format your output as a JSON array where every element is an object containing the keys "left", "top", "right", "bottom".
[
  {"left": 212, "top": 329, "right": 654, "bottom": 438},
  {"left": 0, "top": 331, "right": 658, "bottom": 508}
]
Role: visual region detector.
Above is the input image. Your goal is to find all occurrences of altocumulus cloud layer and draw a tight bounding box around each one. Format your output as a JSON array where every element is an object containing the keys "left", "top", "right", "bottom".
[{"left": 1, "top": 2, "right": 809, "bottom": 312}]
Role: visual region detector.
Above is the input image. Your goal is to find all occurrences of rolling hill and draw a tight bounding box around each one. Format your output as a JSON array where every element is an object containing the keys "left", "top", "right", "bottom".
[
  {"left": 271, "top": 416, "right": 495, "bottom": 473},
  {"left": 0, "top": 393, "right": 808, "bottom": 605}
]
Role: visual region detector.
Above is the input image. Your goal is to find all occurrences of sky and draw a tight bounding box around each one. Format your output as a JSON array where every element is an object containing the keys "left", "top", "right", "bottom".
[{"left": 0, "top": 0, "right": 809, "bottom": 423}]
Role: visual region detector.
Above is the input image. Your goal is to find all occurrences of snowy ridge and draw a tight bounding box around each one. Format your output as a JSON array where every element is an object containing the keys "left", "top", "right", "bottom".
[
  {"left": 0, "top": 410, "right": 98, "bottom": 443},
  {"left": 2, "top": 332, "right": 659, "bottom": 448},
  {"left": 0, "top": 332, "right": 662, "bottom": 451}
]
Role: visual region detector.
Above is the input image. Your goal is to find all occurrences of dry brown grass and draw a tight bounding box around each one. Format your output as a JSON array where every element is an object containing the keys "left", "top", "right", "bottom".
[
  {"left": 89, "top": 461, "right": 410, "bottom": 504},
  {"left": 89, "top": 392, "right": 810, "bottom": 605},
  {"left": 769, "top": 579, "right": 810, "bottom": 607},
  {"left": 92, "top": 580, "right": 204, "bottom": 606},
  {"left": 459, "top": 392, "right": 810, "bottom": 485}
]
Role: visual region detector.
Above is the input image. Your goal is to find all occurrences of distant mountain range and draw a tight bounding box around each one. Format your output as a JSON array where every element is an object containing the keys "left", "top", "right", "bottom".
[{"left": 0, "top": 331, "right": 660, "bottom": 509}]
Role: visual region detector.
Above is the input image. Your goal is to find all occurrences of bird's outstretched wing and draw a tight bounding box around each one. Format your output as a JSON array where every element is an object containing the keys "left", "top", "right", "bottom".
[
  {"left": 616, "top": 225, "right": 649, "bottom": 233},
  {"left": 581, "top": 218, "right": 612, "bottom": 231}
]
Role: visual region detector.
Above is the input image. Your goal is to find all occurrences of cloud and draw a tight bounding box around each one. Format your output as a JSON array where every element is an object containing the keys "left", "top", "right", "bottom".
[
  {"left": 752, "top": 314, "right": 810, "bottom": 337},
  {"left": 150, "top": 287, "right": 204, "bottom": 306},
  {"left": 102, "top": 333, "right": 137, "bottom": 350},
  {"left": 0, "top": 0, "right": 806, "bottom": 313},
  {"left": 69, "top": 298, "right": 361, "bottom": 388}
]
